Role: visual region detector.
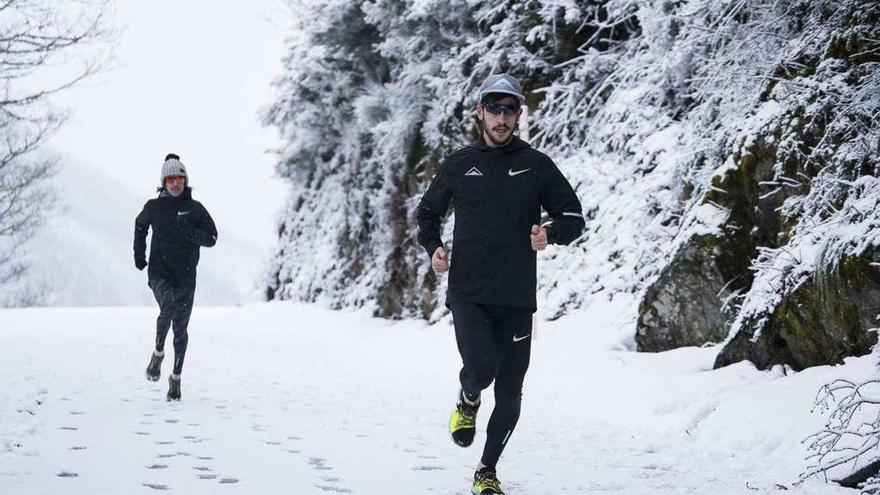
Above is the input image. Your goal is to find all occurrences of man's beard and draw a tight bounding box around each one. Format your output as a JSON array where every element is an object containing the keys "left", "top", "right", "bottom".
[{"left": 481, "top": 119, "right": 517, "bottom": 147}]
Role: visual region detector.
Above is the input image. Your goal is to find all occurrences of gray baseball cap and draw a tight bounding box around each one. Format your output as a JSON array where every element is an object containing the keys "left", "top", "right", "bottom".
[{"left": 477, "top": 74, "right": 524, "bottom": 103}]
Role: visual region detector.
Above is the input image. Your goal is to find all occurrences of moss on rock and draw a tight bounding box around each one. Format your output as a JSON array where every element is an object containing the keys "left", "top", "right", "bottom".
[{"left": 715, "top": 247, "right": 880, "bottom": 370}]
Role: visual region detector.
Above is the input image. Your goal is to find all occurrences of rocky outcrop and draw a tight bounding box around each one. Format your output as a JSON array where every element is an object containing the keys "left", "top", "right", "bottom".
[
  {"left": 639, "top": 1, "right": 880, "bottom": 367},
  {"left": 715, "top": 248, "right": 880, "bottom": 370},
  {"left": 637, "top": 132, "right": 790, "bottom": 351},
  {"left": 636, "top": 236, "right": 732, "bottom": 351}
]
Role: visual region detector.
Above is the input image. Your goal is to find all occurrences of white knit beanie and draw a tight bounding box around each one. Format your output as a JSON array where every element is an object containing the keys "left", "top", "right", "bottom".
[{"left": 160, "top": 153, "right": 187, "bottom": 186}]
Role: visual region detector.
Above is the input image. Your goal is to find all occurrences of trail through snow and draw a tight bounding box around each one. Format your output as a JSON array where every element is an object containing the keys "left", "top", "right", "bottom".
[{"left": 0, "top": 300, "right": 861, "bottom": 494}]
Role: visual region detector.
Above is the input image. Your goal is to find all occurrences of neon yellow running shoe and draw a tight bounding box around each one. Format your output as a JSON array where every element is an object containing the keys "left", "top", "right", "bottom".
[
  {"left": 449, "top": 389, "right": 480, "bottom": 447},
  {"left": 472, "top": 467, "right": 504, "bottom": 495}
]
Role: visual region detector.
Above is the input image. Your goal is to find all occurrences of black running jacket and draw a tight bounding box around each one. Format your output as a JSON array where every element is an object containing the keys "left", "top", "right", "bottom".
[
  {"left": 134, "top": 187, "right": 217, "bottom": 289},
  {"left": 417, "top": 136, "right": 585, "bottom": 310}
]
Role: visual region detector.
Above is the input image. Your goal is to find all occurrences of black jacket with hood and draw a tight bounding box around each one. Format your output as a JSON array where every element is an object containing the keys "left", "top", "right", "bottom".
[
  {"left": 134, "top": 187, "right": 217, "bottom": 289},
  {"left": 417, "top": 136, "right": 585, "bottom": 311}
]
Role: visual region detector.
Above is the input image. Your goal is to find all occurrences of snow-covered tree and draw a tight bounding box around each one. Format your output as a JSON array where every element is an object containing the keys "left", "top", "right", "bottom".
[{"left": 265, "top": 0, "right": 596, "bottom": 318}]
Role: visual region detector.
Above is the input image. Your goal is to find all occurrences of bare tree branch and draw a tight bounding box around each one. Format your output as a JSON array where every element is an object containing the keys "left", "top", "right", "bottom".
[{"left": 0, "top": 0, "right": 110, "bottom": 306}]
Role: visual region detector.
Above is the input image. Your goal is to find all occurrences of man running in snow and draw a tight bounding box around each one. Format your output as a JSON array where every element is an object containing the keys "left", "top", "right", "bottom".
[
  {"left": 417, "top": 74, "right": 585, "bottom": 495},
  {"left": 134, "top": 153, "right": 217, "bottom": 401}
]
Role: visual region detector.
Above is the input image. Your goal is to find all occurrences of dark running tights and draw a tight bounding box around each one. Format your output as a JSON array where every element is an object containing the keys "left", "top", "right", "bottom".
[
  {"left": 150, "top": 279, "right": 194, "bottom": 376},
  {"left": 450, "top": 302, "right": 532, "bottom": 469}
]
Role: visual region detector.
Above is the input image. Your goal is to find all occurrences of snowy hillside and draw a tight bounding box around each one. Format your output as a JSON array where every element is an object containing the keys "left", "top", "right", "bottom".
[
  {"left": 264, "top": 0, "right": 880, "bottom": 372},
  {"left": 0, "top": 300, "right": 866, "bottom": 494},
  {"left": 3, "top": 161, "right": 264, "bottom": 307}
]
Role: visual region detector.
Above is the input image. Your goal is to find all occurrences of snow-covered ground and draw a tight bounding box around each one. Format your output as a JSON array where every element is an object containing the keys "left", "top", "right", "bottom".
[{"left": 0, "top": 298, "right": 863, "bottom": 494}]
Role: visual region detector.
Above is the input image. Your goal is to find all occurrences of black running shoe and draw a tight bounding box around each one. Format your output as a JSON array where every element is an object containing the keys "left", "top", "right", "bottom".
[
  {"left": 472, "top": 467, "right": 504, "bottom": 494},
  {"left": 167, "top": 375, "right": 181, "bottom": 401},
  {"left": 145, "top": 352, "right": 163, "bottom": 382}
]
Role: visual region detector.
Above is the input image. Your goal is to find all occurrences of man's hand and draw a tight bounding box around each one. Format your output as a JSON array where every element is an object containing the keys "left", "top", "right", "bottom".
[
  {"left": 530, "top": 225, "right": 548, "bottom": 251},
  {"left": 432, "top": 246, "right": 449, "bottom": 273}
]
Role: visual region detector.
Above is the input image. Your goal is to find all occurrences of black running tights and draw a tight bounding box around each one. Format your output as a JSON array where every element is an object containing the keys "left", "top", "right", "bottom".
[
  {"left": 150, "top": 278, "right": 194, "bottom": 376},
  {"left": 450, "top": 301, "right": 532, "bottom": 469}
]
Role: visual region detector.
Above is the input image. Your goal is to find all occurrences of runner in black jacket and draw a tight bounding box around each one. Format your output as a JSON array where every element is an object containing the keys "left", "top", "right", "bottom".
[
  {"left": 417, "top": 74, "right": 584, "bottom": 495},
  {"left": 134, "top": 153, "right": 217, "bottom": 401}
]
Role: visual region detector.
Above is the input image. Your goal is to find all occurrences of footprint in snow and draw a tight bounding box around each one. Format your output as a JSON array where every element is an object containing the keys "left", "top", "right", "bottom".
[
  {"left": 142, "top": 483, "right": 169, "bottom": 490},
  {"left": 57, "top": 471, "right": 79, "bottom": 478},
  {"left": 308, "top": 457, "right": 333, "bottom": 471},
  {"left": 60, "top": 426, "right": 78, "bottom": 431},
  {"left": 218, "top": 478, "right": 239, "bottom": 484},
  {"left": 147, "top": 464, "right": 168, "bottom": 470},
  {"left": 412, "top": 465, "right": 445, "bottom": 471},
  {"left": 69, "top": 446, "right": 87, "bottom": 451},
  {"left": 314, "top": 484, "right": 351, "bottom": 493}
]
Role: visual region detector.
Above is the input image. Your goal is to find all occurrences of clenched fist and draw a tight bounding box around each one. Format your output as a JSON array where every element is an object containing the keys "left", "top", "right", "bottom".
[
  {"left": 432, "top": 246, "right": 449, "bottom": 273},
  {"left": 530, "top": 225, "right": 548, "bottom": 251}
]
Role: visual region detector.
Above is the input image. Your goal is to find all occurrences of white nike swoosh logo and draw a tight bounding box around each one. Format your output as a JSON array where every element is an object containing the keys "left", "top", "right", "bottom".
[
  {"left": 513, "top": 334, "right": 531, "bottom": 342},
  {"left": 177, "top": 211, "right": 190, "bottom": 216},
  {"left": 508, "top": 168, "right": 531, "bottom": 177}
]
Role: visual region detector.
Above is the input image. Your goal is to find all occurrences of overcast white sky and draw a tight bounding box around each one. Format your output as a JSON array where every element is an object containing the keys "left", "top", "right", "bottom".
[{"left": 46, "top": 0, "right": 290, "bottom": 252}]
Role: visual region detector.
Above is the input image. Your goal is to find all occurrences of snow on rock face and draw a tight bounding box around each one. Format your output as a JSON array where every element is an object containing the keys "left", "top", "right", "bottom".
[{"left": 715, "top": 193, "right": 880, "bottom": 370}]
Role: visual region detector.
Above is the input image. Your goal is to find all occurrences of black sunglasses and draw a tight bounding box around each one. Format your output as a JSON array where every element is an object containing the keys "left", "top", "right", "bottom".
[{"left": 483, "top": 101, "right": 520, "bottom": 116}]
